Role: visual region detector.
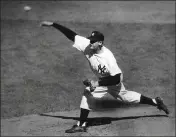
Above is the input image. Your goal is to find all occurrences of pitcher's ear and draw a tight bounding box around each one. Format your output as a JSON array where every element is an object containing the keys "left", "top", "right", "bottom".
[{"left": 99, "top": 41, "right": 103, "bottom": 45}]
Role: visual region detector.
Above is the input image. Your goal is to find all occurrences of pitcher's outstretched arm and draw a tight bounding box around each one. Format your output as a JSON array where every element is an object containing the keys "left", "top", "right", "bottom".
[{"left": 40, "top": 21, "right": 77, "bottom": 42}]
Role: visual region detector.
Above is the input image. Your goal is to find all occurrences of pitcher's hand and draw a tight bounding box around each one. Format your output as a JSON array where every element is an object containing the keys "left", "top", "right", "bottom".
[
  {"left": 83, "top": 79, "right": 99, "bottom": 92},
  {"left": 40, "top": 21, "right": 53, "bottom": 27}
]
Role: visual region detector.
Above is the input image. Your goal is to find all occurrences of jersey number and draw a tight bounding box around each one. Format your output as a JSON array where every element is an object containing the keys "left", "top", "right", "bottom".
[{"left": 98, "top": 64, "right": 106, "bottom": 74}]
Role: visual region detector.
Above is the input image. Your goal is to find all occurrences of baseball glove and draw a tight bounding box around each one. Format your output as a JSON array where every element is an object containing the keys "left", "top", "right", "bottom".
[
  {"left": 83, "top": 79, "right": 92, "bottom": 86},
  {"left": 83, "top": 79, "right": 96, "bottom": 92}
]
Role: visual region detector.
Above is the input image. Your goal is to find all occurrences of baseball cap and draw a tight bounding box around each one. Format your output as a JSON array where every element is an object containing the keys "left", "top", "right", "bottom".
[{"left": 87, "top": 31, "right": 104, "bottom": 44}]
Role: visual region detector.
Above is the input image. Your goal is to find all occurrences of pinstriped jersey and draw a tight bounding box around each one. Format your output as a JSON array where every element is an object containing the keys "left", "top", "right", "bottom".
[{"left": 73, "top": 35, "right": 122, "bottom": 79}]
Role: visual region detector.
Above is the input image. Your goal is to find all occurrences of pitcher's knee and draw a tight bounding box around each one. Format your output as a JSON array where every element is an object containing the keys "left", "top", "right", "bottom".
[
  {"left": 119, "top": 91, "right": 141, "bottom": 103},
  {"left": 83, "top": 88, "right": 92, "bottom": 96},
  {"left": 80, "top": 96, "right": 92, "bottom": 110}
]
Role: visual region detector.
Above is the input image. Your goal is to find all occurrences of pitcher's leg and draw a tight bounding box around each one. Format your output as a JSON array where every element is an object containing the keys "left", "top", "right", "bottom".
[
  {"left": 80, "top": 86, "right": 108, "bottom": 110},
  {"left": 65, "top": 89, "right": 91, "bottom": 133},
  {"left": 80, "top": 95, "right": 92, "bottom": 111},
  {"left": 140, "top": 95, "right": 169, "bottom": 114},
  {"left": 118, "top": 89, "right": 158, "bottom": 106},
  {"left": 108, "top": 83, "right": 157, "bottom": 106},
  {"left": 118, "top": 90, "right": 169, "bottom": 114},
  {"left": 66, "top": 87, "right": 108, "bottom": 133},
  {"left": 77, "top": 89, "right": 93, "bottom": 129},
  {"left": 140, "top": 95, "right": 157, "bottom": 106},
  {"left": 118, "top": 90, "right": 141, "bottom": 103}
]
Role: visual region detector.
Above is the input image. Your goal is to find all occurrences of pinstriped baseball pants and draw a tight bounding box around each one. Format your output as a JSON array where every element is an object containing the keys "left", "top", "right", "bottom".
[{"left": 80, "top": 82, "right": 141, "bottom": 110}]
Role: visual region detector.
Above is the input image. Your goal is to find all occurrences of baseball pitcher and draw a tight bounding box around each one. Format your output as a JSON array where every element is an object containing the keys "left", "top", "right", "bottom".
[{"left": 40, "top": 21, "right": 169, "bottom": 133}]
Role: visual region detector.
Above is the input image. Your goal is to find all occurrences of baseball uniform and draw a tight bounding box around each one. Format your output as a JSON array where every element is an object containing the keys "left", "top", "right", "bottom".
[
  {"left": 41, "top": 22, "right": 170, "bottom": 133},
  {"left": 73, "top": 35, "right": 141, "bottom": 110}
]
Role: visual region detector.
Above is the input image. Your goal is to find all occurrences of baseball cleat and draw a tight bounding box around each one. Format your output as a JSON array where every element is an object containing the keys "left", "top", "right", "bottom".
[
  {"left": 155, "top": 97, "right": 170, "bottom": 114},
  {"left": 65, "top": 125, "right": 87, "bottom": 133}
]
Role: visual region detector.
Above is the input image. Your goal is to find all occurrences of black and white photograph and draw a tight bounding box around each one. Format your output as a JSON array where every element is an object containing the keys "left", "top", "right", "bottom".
[{"left": 1, "top": 0, "right": 175, "bottom": 136}]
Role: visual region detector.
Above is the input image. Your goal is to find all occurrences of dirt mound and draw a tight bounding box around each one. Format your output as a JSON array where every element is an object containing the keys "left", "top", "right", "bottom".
[{"left": 1, "top": 106, "right": 175, "bottom": 136}]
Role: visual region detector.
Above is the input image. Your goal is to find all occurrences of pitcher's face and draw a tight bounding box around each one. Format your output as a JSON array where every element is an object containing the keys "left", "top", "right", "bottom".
[{"left": 90, "top": 41, "right": 103, "bottom": 51}]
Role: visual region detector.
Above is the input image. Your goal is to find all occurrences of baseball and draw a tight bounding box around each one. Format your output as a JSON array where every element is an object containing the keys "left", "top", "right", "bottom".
[{"left": 24, "top": 6, "right": 31, "bottom": 11}]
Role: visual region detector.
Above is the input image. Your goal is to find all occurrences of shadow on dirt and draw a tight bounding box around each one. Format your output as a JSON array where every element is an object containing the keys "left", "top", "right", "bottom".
[{"left": 39, "top": 113, "right": 168, "bottom": 127}]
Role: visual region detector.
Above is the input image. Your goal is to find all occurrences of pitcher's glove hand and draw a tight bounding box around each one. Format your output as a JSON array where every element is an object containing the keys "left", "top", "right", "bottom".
[
  {"left": 83, "top": 79, "right": 91, "bottom": 86},
  {"left": 83, "top": 79, "right": 99, "bottom": 92}
]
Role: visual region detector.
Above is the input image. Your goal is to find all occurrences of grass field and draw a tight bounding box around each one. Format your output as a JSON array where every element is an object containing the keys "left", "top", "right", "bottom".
[
  {"left": 1, "top": 1, "right": 175, "bottom": 119},
  {"left": 1, "top": 19, "right": 175, "bottom": 118}
]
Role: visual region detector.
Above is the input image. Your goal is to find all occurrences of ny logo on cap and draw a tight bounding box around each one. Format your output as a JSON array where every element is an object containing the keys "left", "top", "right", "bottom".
[{"left": 92, "top": 33, "right": 95, "bottom": 36}]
